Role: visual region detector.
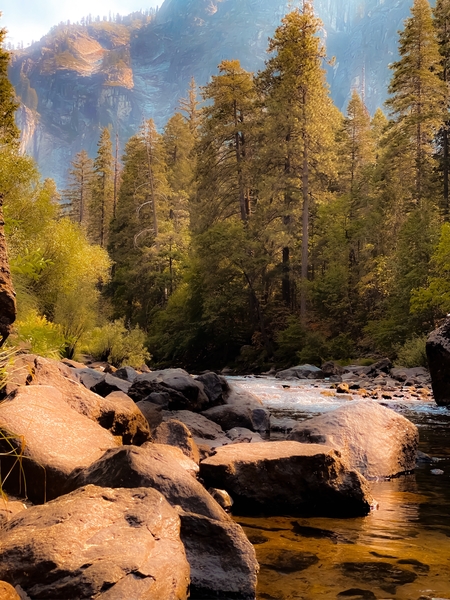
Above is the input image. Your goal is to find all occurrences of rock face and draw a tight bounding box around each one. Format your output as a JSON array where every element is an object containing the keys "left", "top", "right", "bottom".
[
  {"left": 12, "top": 0, "right": 414, "bottom": 186},
  {"left": 153, "top": 419, "right": 200, "bottom": 463},
  {"left": 426, "top": 318, "right": 450, "bottom": 406},
  {"left": 287, "top": 401, "right": 419, "bottom": 479},
  {"left": 202, "top": 404, "right": 270, "bottom": 433},
  {"left": 0, "top": 386, "right": 119, "bottom": 502},
  {"left": 200, "top": 441, "right": 373, "bottom": 517},
  {"left": 0, "top": 485, "right": 190, "bottom": 599}
]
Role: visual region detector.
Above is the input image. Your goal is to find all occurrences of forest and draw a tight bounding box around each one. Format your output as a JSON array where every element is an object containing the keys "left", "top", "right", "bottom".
[{"left": 2, "top": 0, "right": 450, "bottom": 372}]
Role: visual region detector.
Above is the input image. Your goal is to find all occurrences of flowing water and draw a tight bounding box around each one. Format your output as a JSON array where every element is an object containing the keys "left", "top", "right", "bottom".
[{"left": 230, "top": 377, "right": 450, "bottom": 600}]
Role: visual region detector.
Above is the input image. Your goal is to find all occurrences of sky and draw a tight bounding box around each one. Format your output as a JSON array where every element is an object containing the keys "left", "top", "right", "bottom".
[{"left": 1, "top": 0, "right": 161, "bottom": 47}]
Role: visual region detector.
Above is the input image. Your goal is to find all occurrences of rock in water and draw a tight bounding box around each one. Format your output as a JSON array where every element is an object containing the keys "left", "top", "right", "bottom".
[
  {"left": 288, "top": 401, "right": 418, "bottom": 479},
  {"left": 200, "top": 441, "right": 373, "bottom": 517},
  {"left": 0, "top": 485, "right": 190, "bottom": 599},
  {"left": 426, "top": 317, "right": 450, "bottom": 406}
]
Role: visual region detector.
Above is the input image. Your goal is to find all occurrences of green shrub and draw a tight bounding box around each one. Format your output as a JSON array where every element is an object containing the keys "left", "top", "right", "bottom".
[
  {"left": 82, "top": 320, "right": 151, "bottom": 368},
  {"left": 13, "top": 310, "right": 66, "bottom": 359},
  {"left": 395, "top": 335, "right": 428, "bottom": 368}
]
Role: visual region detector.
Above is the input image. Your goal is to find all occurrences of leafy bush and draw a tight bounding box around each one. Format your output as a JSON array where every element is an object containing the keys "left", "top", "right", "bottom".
[
  {"left": 82, "top": 320, "right": 151, "bottom": 368},
  {"left": 13, "top": 310, "right": 66, "bottom": 359},
  {"left": 395, "top": 335, "right": 428, "bottom": 368}
]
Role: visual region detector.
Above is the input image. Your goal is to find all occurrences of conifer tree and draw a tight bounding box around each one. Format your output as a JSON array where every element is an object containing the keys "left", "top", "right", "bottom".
[
  {"left": 387, "top": 0, "right": 447, "bottom": 206},
  {"left": 179, "top": 77, "right": 201, "bottom": 134},
  {"left": 63, "top": 149, "right": 93, "bottom": 224},
  {"left": 196, "top": 60, "right": 256, "bottom": 227},
  {"left": 0, "top": 17, "right": 19, "bottom": 146},
  {"left": 433, "top": 0, "right": 450, "bottom": 218},
  {"left": 258, "top": 4, "right": 339, "bottom": 320},
  {"left": 89, "top": 128, "right": 114, "bottom": 247}
]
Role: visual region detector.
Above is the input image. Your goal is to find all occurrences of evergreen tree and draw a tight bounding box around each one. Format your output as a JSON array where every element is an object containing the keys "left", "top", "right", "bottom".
[
  {"left": 258, "top": 4, "right": 339, "bottom": 320},
  {"left": 179, "top": 77, "right": 201, "bottom": 134},
  {"left": 0, "top": 17, "right": 19, "bottom": 146},
  {"left": 433, "top": 0, "right": 450, "bottom": 218},
  {"left": 196, "top": 60, "right": 256, "bottom": 227},
  {"left": 89, "top": 128, "right": 114, "bottom": 247},
  {"left": 387, "top": 0, "right": 447, "bottom": 206},
  {"left": 63, "top": 149, "right": 93, "bottom": 224}
]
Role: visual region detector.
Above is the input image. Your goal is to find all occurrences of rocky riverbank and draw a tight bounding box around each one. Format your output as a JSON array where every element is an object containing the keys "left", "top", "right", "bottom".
[{"left": 0, "top": 353, "right": 432, "bottom": 599}]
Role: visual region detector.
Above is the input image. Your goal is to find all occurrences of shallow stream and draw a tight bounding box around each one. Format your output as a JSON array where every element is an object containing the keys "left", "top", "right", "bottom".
[{"left": 231, "top": 377, "right": 450, "bottom": 600}]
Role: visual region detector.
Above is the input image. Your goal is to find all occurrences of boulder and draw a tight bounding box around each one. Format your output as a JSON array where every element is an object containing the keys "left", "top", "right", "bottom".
[
  {"left": 276, "top": 364, "right": 324, "bottom": 380},
  {"left": 390, "top": 366, "right": 429, "bottom": 383},
  {"left": 195, "top": 371, "right": 227, "bottom": 405},
  {"left": 223, "top": 381, "right": 263, "bottom": 406},
  {"left": 129, "top": 369, "right": 209, "bottom": 411},
  {"left": 153, "top": 419, "right": 200, "bottom": 463},
  {"left": 179, "top": 510, "right": 258, "bottom": 600},
  {"left": 114, "top": 366, "right": 139, "bottom": 382},
  {"left": 226, "top": 427, "right": 265, "bottom": 444},
  {"left": 67, "top": 445, "right": 258, "bottom": 599},
  {"left": 0, "top": 498, "right": 27, "bottom": 528},
  {"left": 200, "top": 441, "right": 373, "bottom": 517},
  {"left": 68, "top": 444, "right": 227, "bottom": 521},
  {"left": 100, "top": 391, "right": 151, "bottom": 445},
  {"left": 202, "top": 404, "right": 270, "bottom": 433},
  {"left": 136, "top": 400, "right": 163, "bottom": 432},
  {"left": 426, "top": 319, "right": 450, "bottom": 406},
  {"left": 91, "top": 373, "right": 132, "bottom": 397},
  {"left": 3, "top": 355, "right": 149, "bottom": 443},
  {"left": 287, "top": 400, "right": 419, "bottom": 479},
  {"left": 72, "top": 366, "right": 105, "bottom": 390},
  {"left": 0, "top": 485, "right": 190, "bottom": 599},
  {"left": 321, "top": 361, "right": 344, "bottom": 377},
  {"left": 0, "top": 582, "right": 21, "bottom": 600},
  {"left": 164, "top": 410, "right": 228, "bottom": 447},
  {"left": 0, "top": 386, "right": 119, "bottom": 503}
]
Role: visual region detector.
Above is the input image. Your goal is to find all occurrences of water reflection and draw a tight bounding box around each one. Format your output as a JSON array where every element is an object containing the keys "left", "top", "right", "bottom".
[{"left": 230, "top": 377, "right": 450, "bottom": 600}]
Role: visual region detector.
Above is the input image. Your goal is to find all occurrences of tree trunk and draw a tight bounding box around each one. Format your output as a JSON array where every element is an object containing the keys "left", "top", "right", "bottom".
[
  {"left": 0, "top": 194, "right": 16, "bottom": 346},
  {"left": 301, "top": 142, "right": 309, "bottom": 324}
]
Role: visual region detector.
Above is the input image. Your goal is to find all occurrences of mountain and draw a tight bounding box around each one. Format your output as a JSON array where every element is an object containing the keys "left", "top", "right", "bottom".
[{"left": 10, "top": 0, "right": 416, "bottom": 186}]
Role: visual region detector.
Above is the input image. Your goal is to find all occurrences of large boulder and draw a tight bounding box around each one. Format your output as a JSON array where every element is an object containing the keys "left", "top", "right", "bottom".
[
  {"left": 200, "top": 441, "right": 373, "bottom": 517},
  {"left": 68, "top": 444, "right": 227, "bottom": 521},
  {"left": 68, "top": 445, "right": 259, "bottom": 599},
  {"left": 0, "top": 485, "right": 190, "bottom": 599},
  {"left": 0, "top": 386, "right": 119, "bottom": 503},
  {"left": 179, "top": 510, "right": 258, "bottom": 600},
  {"left": 276, "top": 364, "right": 324, "bottom": 380},
  {"left": 427, "top": 318, "right": 450, "bottom": 406},
  {"left": 287, "top": 400, "right": 418, "bottom": 479},
  {"left": 129, "top": 368, "right": 209, "bottom": 412},
  {"left": 202, "top": 404, "right": 270, "bottom": 433},
  {"left": 3, "top": 355, "right": 150, "bottom": 444},
  {"left": 195, "top": 371, "right": 228, "bottom": 405},
  {"left": 153, "top": 419, "right": 200, "bottom": 463},
  {"left": 136, "top": 400, "right": 163, "bottom": 433},
  {"left": 164, "top": 410, "right": 228, "bottom": 448}
]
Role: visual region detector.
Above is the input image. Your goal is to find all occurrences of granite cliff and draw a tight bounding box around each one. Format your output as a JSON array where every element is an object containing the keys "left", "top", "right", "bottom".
[{"left": 10, "top": 0, "right": 415, "bottom": 185}]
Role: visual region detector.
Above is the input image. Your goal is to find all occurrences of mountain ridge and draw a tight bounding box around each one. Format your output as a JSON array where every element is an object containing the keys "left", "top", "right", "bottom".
[{"left": 10, "top": 0, "right": 416, "bottom": 185}]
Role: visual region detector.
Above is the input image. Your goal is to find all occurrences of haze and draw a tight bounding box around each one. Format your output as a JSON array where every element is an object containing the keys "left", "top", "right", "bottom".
[{"left": 1, "top": 0, "right": 160, "bottom": 47}]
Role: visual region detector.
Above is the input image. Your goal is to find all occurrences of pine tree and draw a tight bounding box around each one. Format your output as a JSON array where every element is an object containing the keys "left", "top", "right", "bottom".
[
  {"left": 89, "top": 128, "right": 114, "bottom": 247},
  {"left": 196, "top": 60, "right": 256, "bottom": 227},
  {"left": 179, "top": 77, "right": 201, "bottom": 134},
  {"left": 387, "top": 0, "right": 447, "bottom": 206},
  {"left": 63, "top": 150, "right": 93, "bottom": 224},
  {"left": 433, "top": 0, "right": 450, "bottom": 218},
  {"left": 258, "top": 4, "right": 339, "bottom": 320},
  {"left": 0, "top": 17, "right": 19, "bottom": 146}
]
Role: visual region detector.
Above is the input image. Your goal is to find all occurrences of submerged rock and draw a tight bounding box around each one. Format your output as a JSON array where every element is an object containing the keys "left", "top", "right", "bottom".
[
  {"left": 200, "top": 441, "right": 373, "bottom": 517},
  {"left": 288, "top": 400, "right": 418, "bottom": 479}
]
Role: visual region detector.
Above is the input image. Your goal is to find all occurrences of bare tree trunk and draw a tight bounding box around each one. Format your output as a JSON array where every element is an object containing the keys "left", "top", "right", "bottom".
[
  {"left": 0, "top": 194, "right": 16, "bottom": 346},
  {"left": 301, "top": 142, "right": 309, "bottom": 324}
]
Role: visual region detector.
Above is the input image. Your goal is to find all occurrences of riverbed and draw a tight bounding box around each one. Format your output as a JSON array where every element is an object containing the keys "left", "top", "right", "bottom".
[{"left": 230, "top": 377, "right": 450, "bottom": 600}]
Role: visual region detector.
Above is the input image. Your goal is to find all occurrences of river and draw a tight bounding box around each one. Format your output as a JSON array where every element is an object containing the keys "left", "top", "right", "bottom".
[{"left": 230, "top": 376, "right": 450, "bottom": 600}]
